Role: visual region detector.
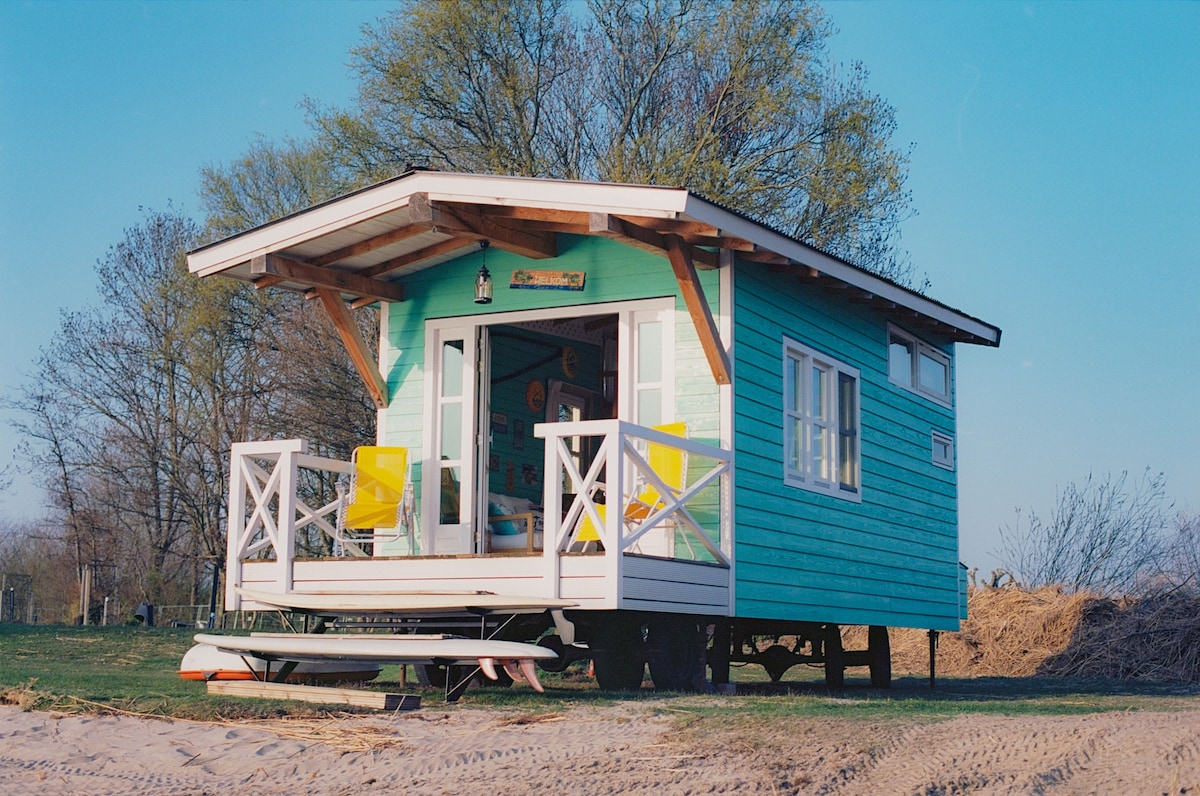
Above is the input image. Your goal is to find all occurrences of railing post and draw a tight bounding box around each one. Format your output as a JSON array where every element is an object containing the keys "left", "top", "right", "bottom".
[
  {"left": 607, "top": 423, "right": 626, "bottom": 607},
  {"left": 275, "top": 441, "right": 304, "bottom": 593},
  {"left": 226, "top": 445, "right": 248, "bottom": 611},
  {"left": 542, "top": 424, "right": 563, "bottom": 598}
]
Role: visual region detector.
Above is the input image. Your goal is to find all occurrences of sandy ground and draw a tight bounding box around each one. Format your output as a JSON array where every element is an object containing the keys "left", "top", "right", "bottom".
[{"left": 2, "top": 701, "right": 1200, "bottom": 795}]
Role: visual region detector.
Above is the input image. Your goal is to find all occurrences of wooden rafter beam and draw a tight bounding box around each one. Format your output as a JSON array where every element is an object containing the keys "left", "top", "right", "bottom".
[
  {"left": 471, "top": 205, "right": 590, "bottom": 226},
  {"left": 744, "top": 249, "right": 791, "bottom": 265},
  {"left": 359, "top": 236, "right": 476, "bottom": 279},
  {"left": 712, "top": 235, "right": 757, "bottom": 252},
  {"left": 664, "top": 234, "right": 731, "bottom": 386},
  {"left": 250, "top": 254, "right": 404, "bottom": 304},
  {"left": 313, "top": 288, "right": 388, "bottom": 409},
  {"left": 588, "top": 213, "right": 719, "bottom": 269},
  {"left": 613, "top": 216, "right": 720, "bottom": 240},
  {"left": 251, "top": 254, "right": 404, "bottom": 303},
  {"left": 309, "top": 221, "right": 434, "bottom": 267},
  {"left": 252, "top": 275, "right": 287, "bottom": 290},
  {"left": 513, "top": 220, "right": 592, "bottom": 235},
  {"left": 416, "top": 198, "right": 557, "bottom": 260}
]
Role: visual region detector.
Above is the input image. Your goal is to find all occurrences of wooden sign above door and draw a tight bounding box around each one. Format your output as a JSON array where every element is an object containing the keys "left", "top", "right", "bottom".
[{"left": 510, "top": 269, "right": 585, "bottom": 291}]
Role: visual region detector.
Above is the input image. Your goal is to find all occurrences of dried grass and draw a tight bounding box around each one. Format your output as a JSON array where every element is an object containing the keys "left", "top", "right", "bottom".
[
  {"left": 846, "top": 586, "right": 1200, "bottom": 683},
  {"left": 226, "top": 715, "right": 407, "bottom": 752}
]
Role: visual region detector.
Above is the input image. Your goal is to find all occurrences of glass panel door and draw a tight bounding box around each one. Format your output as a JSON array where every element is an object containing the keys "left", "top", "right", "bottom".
[
  {"left": 624, "top": 306, "right": 675, "bottom": 556},
  {"left": 624, "top": 306, "right": 674, "bottom": 427},
  {"left": 424, "top": 325, "right": 478, "bottom": 555}
]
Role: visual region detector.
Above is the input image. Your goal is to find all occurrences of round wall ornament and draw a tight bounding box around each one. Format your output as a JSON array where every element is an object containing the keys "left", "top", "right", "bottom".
[{"left": 525, "top": 379, "right": 545, "bottom": 412}]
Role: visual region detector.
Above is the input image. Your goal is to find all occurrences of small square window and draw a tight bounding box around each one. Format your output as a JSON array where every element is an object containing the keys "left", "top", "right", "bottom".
[{"left": 932, "top": 431, "right": 955, "bottom": 470}]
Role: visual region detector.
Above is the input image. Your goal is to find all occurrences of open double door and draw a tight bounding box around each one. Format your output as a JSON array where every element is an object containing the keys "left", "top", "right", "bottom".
[{"left": 421, "top": 299, "right": 674, "bottom": 555}]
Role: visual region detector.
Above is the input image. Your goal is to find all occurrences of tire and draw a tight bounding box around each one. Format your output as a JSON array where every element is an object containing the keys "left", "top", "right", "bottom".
[
  {"left": 536, "top": 635, "right": 570, "bottom": 673},
  {"left": 823, "top": 623, "right": 845, "bottom": 689},
  {"left": 646, "top": 617, "right": 707, "bottom": 692},
  {"left": 868, "top": 625, "right": 892, "bottom": 689},
  {"left": 590, "top": 614, "right": 645, "bottom": 691}
]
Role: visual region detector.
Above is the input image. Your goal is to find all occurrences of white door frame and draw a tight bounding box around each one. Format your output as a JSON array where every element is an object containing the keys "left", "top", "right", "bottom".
[{"left": 422, "top": 297, "right": 675, "bottom": 555}]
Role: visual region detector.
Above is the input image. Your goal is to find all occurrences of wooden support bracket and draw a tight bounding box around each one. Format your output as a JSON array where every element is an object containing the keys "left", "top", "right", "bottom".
[
  {"left": 664, "top": 234, "right": 731, "bottom": 385},
  {"left": 314, "top": 288, "right": 389, "bottom": 409}
]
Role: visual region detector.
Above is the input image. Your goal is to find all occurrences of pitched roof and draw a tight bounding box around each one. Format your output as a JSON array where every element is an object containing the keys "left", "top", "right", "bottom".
[{"left": 188, "top": 170, "right": 1000, "bottom": 347}]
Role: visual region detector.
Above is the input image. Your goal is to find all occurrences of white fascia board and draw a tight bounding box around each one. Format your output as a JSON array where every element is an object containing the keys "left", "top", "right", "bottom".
[
  {"left": 681, "top": 195, "right": 1001, "bottom": 346},
  {"left": 188, "top": 172, "right": 692, "bottom": 278},
  {"left": 424, "top": 172, "right": 691, "bottom": 217}
]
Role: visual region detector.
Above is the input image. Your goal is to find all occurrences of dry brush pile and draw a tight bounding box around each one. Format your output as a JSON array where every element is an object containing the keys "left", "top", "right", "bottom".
[{"left": 851, "top": 586, "right": 1200, "bottom": 683}]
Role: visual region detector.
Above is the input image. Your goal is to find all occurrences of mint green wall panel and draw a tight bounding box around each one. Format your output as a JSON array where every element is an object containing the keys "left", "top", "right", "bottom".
[{"left": 732, "top": 260, "right": 961, "bottom": 630}]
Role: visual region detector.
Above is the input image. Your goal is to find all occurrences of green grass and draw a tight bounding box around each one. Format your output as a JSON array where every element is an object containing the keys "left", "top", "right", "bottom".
[{"left": 3, "top": 623, "right": 1199, "bottom": 724}]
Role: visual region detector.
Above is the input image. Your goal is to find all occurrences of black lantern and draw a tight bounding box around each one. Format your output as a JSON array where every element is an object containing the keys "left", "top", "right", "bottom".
[{"left": 474, "top": 240, "right": 493, "bottom": 304}]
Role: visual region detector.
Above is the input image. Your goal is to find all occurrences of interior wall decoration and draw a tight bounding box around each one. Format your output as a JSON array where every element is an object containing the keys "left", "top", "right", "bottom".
[{"left": 525, "top": 379, "right": 545, "bottom": 413}]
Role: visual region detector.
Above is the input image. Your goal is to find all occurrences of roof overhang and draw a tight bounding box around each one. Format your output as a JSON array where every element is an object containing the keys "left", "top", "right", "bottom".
[
  {"left": 188, "top": 170, "right": 1000, "bottom": 347},
  {"left": 187, "top": 171, "right": 1000, "bottom": 405}
]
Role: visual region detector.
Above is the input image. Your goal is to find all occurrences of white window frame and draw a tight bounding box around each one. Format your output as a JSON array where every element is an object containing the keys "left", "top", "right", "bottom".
[
  {"left": 888, "top": 324, "right": 952, "bottom": 407},
  {"left": 782, "top": 337, "right": 862, "bottom": 502},
  {"left": 931, "top": 430, "right": 955, "bottom": 470}
]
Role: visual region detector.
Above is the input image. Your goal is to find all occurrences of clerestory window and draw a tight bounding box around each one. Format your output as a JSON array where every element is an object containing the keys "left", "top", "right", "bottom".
[{"left": 888, "top": 325, "right": 952, "bottom": 406}]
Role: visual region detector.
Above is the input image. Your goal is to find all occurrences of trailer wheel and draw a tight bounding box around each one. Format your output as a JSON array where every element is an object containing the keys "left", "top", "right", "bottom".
[
  {"left": 590, "top": 615, "right": 645, "bottom": 691},
  {"left": 645, "top": 617, "right": 707, "bottom": 692},
  {"left": 535, "top": 635, "right": 570, "bottom": 673},
  {"left": 868, "top": 625, "right": 892, "bottom": 689},
  {"left": 823, "top": 624, "right": 845, "bottom": 689}
]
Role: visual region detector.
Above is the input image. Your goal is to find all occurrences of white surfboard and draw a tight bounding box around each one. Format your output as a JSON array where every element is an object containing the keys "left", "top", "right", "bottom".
[
  {"left": 194, "top": 632, "right": 557, "bottom": 692},
  {"left": 235, "top": 586, "right": 575, "bottom": 615}
]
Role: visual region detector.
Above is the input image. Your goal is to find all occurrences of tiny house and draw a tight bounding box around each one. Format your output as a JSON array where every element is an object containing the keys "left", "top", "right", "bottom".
[{"left": 188, "top": 171, "right": 1000, "bottom": 690}]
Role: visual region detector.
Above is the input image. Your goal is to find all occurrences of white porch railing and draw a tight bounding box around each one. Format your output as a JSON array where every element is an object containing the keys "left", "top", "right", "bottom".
[
  {"left": 226, "top": 423, "right": 733, "bottom": 613},
  {"left": 536, "top": 419, "right": 733, "bottom": 578},
  {"left": 226, "top": 439, "right": 354, "bottom": 609}
]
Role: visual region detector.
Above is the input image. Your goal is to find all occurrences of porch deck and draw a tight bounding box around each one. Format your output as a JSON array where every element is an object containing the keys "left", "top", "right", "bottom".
[{"left": 225, "top": 421, "right": 733, "bottom": 617}]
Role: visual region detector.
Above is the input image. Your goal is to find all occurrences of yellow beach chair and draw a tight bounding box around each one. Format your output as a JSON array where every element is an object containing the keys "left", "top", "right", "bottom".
[
  {"left": 574, "top": 422, "right": 687, "bottom": 553},
  {"left": 336, "top": 446, "right": 413, "bottom": 555}
]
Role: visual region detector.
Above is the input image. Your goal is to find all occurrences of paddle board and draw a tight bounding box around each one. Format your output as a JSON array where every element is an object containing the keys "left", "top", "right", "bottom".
[
  {"left": 194, "top": 632, "right": 557, "bottom": 692},
  {"left": 235, "top": 586, "right": 575, "bottom": 615},
  {"left": 180, "top": 642, "right": 381, "bottom": 683}
]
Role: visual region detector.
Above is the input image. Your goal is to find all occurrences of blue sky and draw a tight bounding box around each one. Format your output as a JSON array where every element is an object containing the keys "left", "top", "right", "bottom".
[{"left": 1, "top": 1, "right": 1197, "bottom": 575}]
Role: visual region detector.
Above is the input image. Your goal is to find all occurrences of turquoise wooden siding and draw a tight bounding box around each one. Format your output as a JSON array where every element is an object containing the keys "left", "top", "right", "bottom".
[
  {"left": 380, "top": 235, "right": 721, "bottom": 546},
  {"left": 732, "top": 260, "right": 961, "bottom": 630}
]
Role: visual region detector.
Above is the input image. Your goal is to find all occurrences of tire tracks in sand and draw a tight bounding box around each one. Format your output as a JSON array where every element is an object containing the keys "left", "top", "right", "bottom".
[{"left": 811, "top": 710, "right": 1200, "bottom": 795}]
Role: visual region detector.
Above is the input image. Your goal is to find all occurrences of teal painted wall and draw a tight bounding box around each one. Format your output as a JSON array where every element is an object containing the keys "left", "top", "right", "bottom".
[
  {"left": 379, "top": 234, "right": 722, "bottom": 551},
  {"left": 732, "top": 260, "right": 962, "bottom": 630}
]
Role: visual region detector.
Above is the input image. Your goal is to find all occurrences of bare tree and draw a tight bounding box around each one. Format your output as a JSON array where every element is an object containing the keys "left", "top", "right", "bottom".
[
  {"left": 996, "top": 470, "right": 1174, "bottom": 596},
  {"left": 1162, "top": 510, "right": 1200, "bottom": 593}
]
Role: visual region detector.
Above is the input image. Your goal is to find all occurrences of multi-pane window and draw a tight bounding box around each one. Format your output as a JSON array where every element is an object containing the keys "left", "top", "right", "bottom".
[
  {"left": 888, "top": 325, "right": 952, "bottom": 406},
  {"left": 783, "top": 338, "right": 861, "bottom": 500}
]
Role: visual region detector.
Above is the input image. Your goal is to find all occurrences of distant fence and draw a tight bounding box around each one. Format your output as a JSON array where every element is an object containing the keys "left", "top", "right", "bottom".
[{"left": 139, "top": 604, "right": 289, "bottom": 632}]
